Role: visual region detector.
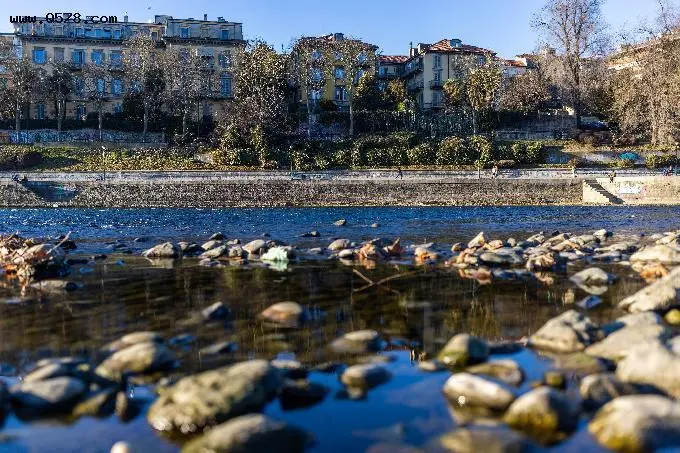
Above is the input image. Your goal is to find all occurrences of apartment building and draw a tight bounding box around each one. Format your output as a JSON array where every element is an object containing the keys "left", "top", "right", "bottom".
[
  {"left": 5, "top": 14, "right": 244, "bottom": 121},
  {"left": 292, "top": 33, "right": 378, "bottom": 110}
]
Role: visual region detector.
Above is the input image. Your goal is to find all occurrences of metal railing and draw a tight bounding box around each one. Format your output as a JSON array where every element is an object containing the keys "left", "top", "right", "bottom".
[{"left": 429, "top": 79, "right": 444, "bottom": 89}]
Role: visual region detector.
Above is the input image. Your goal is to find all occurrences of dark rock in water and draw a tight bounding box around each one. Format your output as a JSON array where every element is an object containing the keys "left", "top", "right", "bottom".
[
  {"left": 443, "top": 373, "right": 517, "bottom": 410},
  {"left": 72, "top": 387, "right": 117, "bottom": 418},
  {"left": 580, "top": 373, "right": 642, "bottom": 411},
  {"left": 202, "top": 302, "right": 230, "bottom": 321},
  {"left": 91, "top": 254, "right": 107, "bottom": 261},
  {"left": 24, "top": 362, "right": 80, "bottom": 383},
  {"left": 141, "top": 242, "right": 180, "bottom": 259},
  {"left": 589, "top": 395, "right": 680, "bottom": 453},
  {"left": 209, "top": 232, "right": 226, "bottom": 241},
  {"left": 528, "top": 310, "right": 602, "bottom": 353},
  {"left": 503, "top": 387, "right": 578, "bottom": 445},
  {"left": 133, "top": 237, "right": 148, "bottom": 243},
  {"left": 11, "top": 377, "right": 87, "bottom": 413},
  {"left": 271, "top": 360, "right": 308, "bottom": 380},
  {"left": 439, "top": 426, "right": 541, "bottom": 453},
  {"left": 329, "top": 330, "right": 382, "bottom": 354},
  {"left": 182, "top": 414, "right": 313, "bottom": 453},
  {"left": 66, "top": 258, "right": 89, "bottom": 266},
  {"left": 437, "top": 334, "right": 489, "bottom": 367},
  {"left": 340, "top": 364, "right": 391, "bottom": 390},
  {"left": 261, "top": 233, "right": 271, "bottom": 237},
  {"left": 200, "top": 341, "right": 238, "bottom": 357},
  {"left": 96, "top": 342, "right": 175, "bottom": 380},
  {"left": 279, "top": 380, "right": 328, "bottom": 410},
  {"left": 466, "top": 359, "right": 524, "bottom": 386},
  {"left": 169, "top": 334, "right": 196, "bottom": 347},
  {"left": 58, "top": 239, "right": 77, "bottom": 251},
  {"left": 299, "top": 231, "right": 320, "bottom": 238},
  {"left": 147, "top": 360, "right": 282, "bottom": 434},
  {"left": 179, "top": 242, "right": 203, "bottom": 256}
]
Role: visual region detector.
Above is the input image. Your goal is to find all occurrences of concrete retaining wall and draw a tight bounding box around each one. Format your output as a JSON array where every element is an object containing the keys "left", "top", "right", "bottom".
[
  {"left": 0, "top": 179, "right": 582, "bottom": 208},
  {"left": 584, "top": 177, "right": 680, "bottom": 205}
]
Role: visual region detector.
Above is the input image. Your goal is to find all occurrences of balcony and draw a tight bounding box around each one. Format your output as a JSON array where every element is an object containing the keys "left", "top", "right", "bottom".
[
  {"left": 403, "top": 59, "right": 423, "bottom": 77},
  {"left": 407, "top": 79, "right": 424, "bottom": 92},
  {"left": 429, "top": 79, "right": 444, "bottom": 89}
]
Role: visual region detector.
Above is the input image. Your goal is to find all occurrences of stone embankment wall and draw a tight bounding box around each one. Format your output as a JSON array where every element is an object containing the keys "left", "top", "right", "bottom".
[
  {"left": 0, "top": 179, "right": 582, "bottom": 208},
  {"left": 585, "top": 177, "right": 680, "bottom": 205}
]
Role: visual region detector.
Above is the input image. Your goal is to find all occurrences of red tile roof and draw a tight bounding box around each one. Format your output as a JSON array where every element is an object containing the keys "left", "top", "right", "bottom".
[
  {"left": 379, "top": 55, "right": 409, "bottom": 64},
  {"left": 503, "top": 59, "right": 527, "bottom": 68},
  {"left": 427, "top": 39, "right": 496, "bottom": 55}
]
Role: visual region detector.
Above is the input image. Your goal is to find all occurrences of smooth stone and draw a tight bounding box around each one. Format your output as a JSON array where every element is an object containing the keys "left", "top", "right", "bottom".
[
  {"left": 11, "top": 377, "right": 86, "bottom": 411},
  {"left": 271, "top": 360, "right": 308, "bottom": 380},
  {"left": 503, "top": 387, "right": 578, "bottom": 445},
  {"left": 202, "top": 302, "right": 230, "bottom": 321},
  {"left": 209, "top": 232, "right": 225, "bottom": 241},
  {"left": 618, "top": 267, "right": 680, "bottom": 312},
  {"left": 179, "top": 242, "right": 203, "bottom": 255},
  {"left": 334, "top": 219, "right": 347, "bottom": 226},
  {"left": 666, "top": 309, "right": 680, "bottom": 325},
  {"left": 552, "top": 352, "right": 607, "bottom": 375},
  {"left": 437, "top": 334, "right": 489, "bottom": 367},
  {"left": 580, "top": 373, "right": 640, "bottom": 411},
  {"left": 593, "top": 229, "right": 612, "bottom": 239},
  {"left": 340, "top": 364, "right": 391, "bottom": 389},
  {"left": 443, "top": 373, "right": 516, "bottom": 411},
  {"left": 439, "top": 426, "right": 541, "bottom": 453},
  {"left": 528, "top": 310, "right": 602, "bottom": 353},
  {"left": 466, "top": 360, "right": 524, "bottom": 386},
  {"left": 147, "top": 360, "right": 282, "bottom": 434},
  {"left": 602, "top": 311, "right": 664, "bottom": 335},
  {"left": 96, "top": 342, "right": 175, "bottom": 380},
  {"left": 468, "top": 232, "right": 487, "bottom": 248},
  {"left": 570, "top": 267, "right": 615, "bottom": 286},
  {"left": 260, "top": 302, "right": 306, "bottom": 328},
  {"left": 630, "top": 245, "right": 680, "bottom": 263},
  {"left": 479, "top": 249, "right": 523, "bottom": 266},
  {"left": 182, "top": 414, "right": 313, "bottom": 453},
  {"left": 543, "top": 371, "right": 565, "bottom": 389},
  {"left": 585, "top": 324, "right": 671, "bottom": 362},
  {"left": 110, "top": 442, "right": 133, "bottom": 453},
  {"left": 329, "top": 330, "right": 381, "bottom": 354},
  {"left": 589, "top": 395, "right": 680, "bottom": 453},
  {"left": 24, "top": 363, "right": 75, "bottom": 383},
  {"left": 279, "top": 379, "right": 328, "bottom": 410},
  {"left": 243, "top": 239, "right": 267, "bottom": 255},
  {"left": 29, "top": 279, "right": 80, "bottom": 292},
  {"left": 417, "top": 360, "right": 446, "bottom": 372},
  {"left": 199, "top": 245, "right": 229, "bottom": 259},
  {"left": 200, "top": 341, "right": 238, "bottom": 356},
  {"left": 72, "top": 387, "right": 117, "bottom": 417},
  {"left": 337, "top": 249, "right": 354, "bottom": 259},
  {"left": 141, "top": 242, "right": 180, "bottom": 259},
  {"left": 616, "top": 341, "right": 680, "bottom": 397},
  {"left": 102, "top": 331, "right": 163, "bottom": 353},
  {"left": 451, "top": 243, "right": 464, "bottom": 252}
]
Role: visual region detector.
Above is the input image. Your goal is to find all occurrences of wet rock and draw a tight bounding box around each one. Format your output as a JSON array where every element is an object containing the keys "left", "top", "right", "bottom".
[
  {"left": 543, "top": 371, "right": 565, "bottom": 389},
  {"left": 437, "top": 334, "right": 489, "bottom": 367},
  {"left": 443, "top": 373, "right": 516, "bottom": 411},
  {"left": 72, "top": 387, "right": 117, "bottom": 417},
  {"left": 200, "top": 245, "right": 229, "bottom": 259},
  {"left": 384, "top": 238, "right": 403, "bottom": 256},
  {"left": 334, "top": 218, "right": 347, "bottom": 226},
  {"left": 593, "top": 229, "right": 612, "bottom": 240},
  {"left": 553, "top": 352, "right": 608, "bottom": 375},
  {"left": 466, "top": 360, "right": 523, "bottom": 386},
  {"left": 279, "top": 380, "right": 328, "bottom": 410},
  {"left": 589, "top": 395, "right": 680, "bottom": 453},
  {"left": 209, "top": 232, "right": 225, "bottom": 241},
  {"left": 358, "top": 243, "right": 387, "bottom": 261},
  {"left": 580, "top": 373, "right": 640, "bottom": 411},
  {"left": 260, "top": 302, "right": 306, "bottom": 328},
  {"left": 338, "top": 249, "right": 354, "bottom": 259},
  {"left": 616, "top": 341, "right": 680, "bottom": 397},
  {"left": 665, "top": 309, "right": 680, "bottom": 325},
  {"left": 202, "top": 302, "right": 230, "bottom": 321},
  {"left": 618, "top": 267, "right": 680, "bottom": 312},
  {"left": 182, "top": 414, "right": 313, "bottom": 453},
  {"left": 569, "top": 267, "right": 616, "bottom": 293},
  {"left": 468, "top": 232, "right": 487, "bottom": 249},
  {"left": 479, "top": 248, "right": 523, "bottom": 266},
  {"left": 414, "top": 246, "right": 439, "bottom": 262},
  {"left": 525, "top": 251, "right": 557, "bottom": 272},
  {"left": 200, "top": 341, "right": 238, "bottom": 356},
  {"left": 330, "top": 330, "right": 382, "bottom": 354},
  {"left": 418, "top": 360, "right": 446, "bottom": 372},
  {"left": 328, "top": 239, "right": 350, "bottom": 252},
  {"left": 169, "top": 334, "right": 196, "bottom": 347},
  {"left": 299, "top": 231, "right": 320, "bottom": 238},
  {"left": 178, "top": 242, "right": 203, "bottom": 255},
  {"left": 486, "top": 239, "right": 504, "bottom": 250},
  {"left": 243, "top": 239, "right": 267, "bottom": 256},
  {"left": 585, "top": 324, "right": 671, "bottom": 362},
  {"left": 528, "top": 310, "right": 602, "bottom": 353},
  {"left": 110, "top": 441, "right": 133, "bottom": 453},
  {"left": 602, "top": 311, "right": 663, "bottom": 335},
  {"left": 102, "top": 331, "right": 163, "bottom": 353},
  {"left": 115, "top": 390, "right": 140, "bottom": 422},
  {"left": 577, "top": 295, "right": 603, "bottom": 309},
  {"left": 11, "top": 377, "right": 86, "bottom": 412},
  {"left": 503, "top": 387, "right": 578, "bottom": 444},
  {"left": 142, "top": 242, "right": 180, "bottom": 259},
  {"left": 147, "top": 360, "right": 282, "bottom": 434},
  {"left": 630, "top": 245, "right": 680, "bottom": 264},
  {"left": 201, "top": 240, "right": 224, "bottom": 251},
  {"left": 451, "top": 243, "right": 464, "bottom": 252},
  {"left": 24, "top": 362, "right": 78, "bottom": 383},
  {"left": 439, "top": 426, "right": 541, "bottom": 453},
  {"left": 96, "top": 342, "right": 175, "bottom": 380},
  {"left": 228, "top": 245, "right": 245, "bottom": 258},
  {"left": 340, "top": 364, "right": 391, "bottom": 389},
  {"left": 271, "top": 360, "right": 308, "bottom": 380},
  {"left": 29, "top": 279, "right": 81, "bottom": 293}
]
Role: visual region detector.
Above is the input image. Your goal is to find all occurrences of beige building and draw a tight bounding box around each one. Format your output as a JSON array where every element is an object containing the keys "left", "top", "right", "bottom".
[{"left": 4, "top": 14, "right": 243, "bottom": 121}]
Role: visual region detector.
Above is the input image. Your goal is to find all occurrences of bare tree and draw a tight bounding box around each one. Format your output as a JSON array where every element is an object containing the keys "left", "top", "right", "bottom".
[
  {"left": 466, "top": 59, "right": 503, "bottom": 134},
  {"left": 46, "top": 60, "right": 73, "bottom": 140},
  {"left": 0, "top": 40, "right": 44, "bottom": 133},
  {"left": 499, "top": 70, "right": 551, "bottom": 114},
  {"left": 532, "top": 0, "right": 610, "bottom": 127},
  {"left": 291, "top": 37, "right": 333, "bottom": 138},
  {"left": 83, "top": 63, "right": 111, "bottom": 141}
]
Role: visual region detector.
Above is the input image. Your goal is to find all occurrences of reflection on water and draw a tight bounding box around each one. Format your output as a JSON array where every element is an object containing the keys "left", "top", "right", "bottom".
[{"left": 0, "top": 253, "right": 649, "bottom": 452}]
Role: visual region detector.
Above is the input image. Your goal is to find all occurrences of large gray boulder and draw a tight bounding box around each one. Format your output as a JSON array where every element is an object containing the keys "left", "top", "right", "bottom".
[
  {"left": 437, "top": 334, "right": 489, "bottom": 367},
  {"left": 96, "top": 341, "right": 175, "bottom": 380},
  {"left": 602, "top": 311, "right": 663, "bottom": 335},
  {"left": 442, "top": 373, "right": 516, "bottom": 411},
  {"left": 616, "top": 341, "right": 680, "bottom": 397},
  {"left": 340, "top": 364, "right": 391, "bottom": 389},
  {"left": 11, "top": 377, "right": 86, "bottom": 412},
  {"left": 589, "top": 395, "right": 680, "bottom": 453},
  {"left": 478, "top": 248, "right": 524, "bottom": 266},
  {"left": 142, "top": 242, "right": 181, "bottom": 259},
  {"left": 584, "top": 324, "right": 671, "bottom": 362},
  {"left": 182, "top": 414, "right": 313, "bottom": 453},
  {"left": 528, "top": 310, "right": 602, "bottom": 353},
  {"left": 466, "top": 359, "right": 524, "bottom": 386},
  {"left": 618, "top": 267, "right": 680, "bottom": 312},
  {"left": 329, "top": 330, "right": 382, "bottom": 354},
  {"left": 439, "top": 426, "right": 542, "bottom": 453},
  {"left": 147, "top": 360, "right": 282, "bottom": 434},
  {"left": 630, "top": 245, "right": 680, "bottom": 264}
]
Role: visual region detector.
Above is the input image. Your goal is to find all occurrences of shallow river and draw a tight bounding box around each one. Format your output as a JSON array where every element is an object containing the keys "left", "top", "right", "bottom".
[{"left": 0, "top": 206, "right": 678, "bottom": 453}]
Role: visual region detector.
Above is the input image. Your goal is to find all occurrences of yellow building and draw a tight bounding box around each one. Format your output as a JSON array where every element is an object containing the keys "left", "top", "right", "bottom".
[
  {"left": 292, "top": 33, "right": 378, "bottom": 110},
  {"left": 5, "top": 14, "right": 244, "bottom": 121}
]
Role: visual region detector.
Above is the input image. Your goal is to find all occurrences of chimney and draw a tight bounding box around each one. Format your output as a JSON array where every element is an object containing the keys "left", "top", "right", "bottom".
[
  {"left": 409, "top": 47, "right": 417, "bottom": 57},
  {"left": 334, "top": 32, "right": 344, "bottom": 41},
  {"left": 123, "top": 15, "right": 128, "bottom": 23},
  {"left": 204, "top": 14, "right": 207, "bottom": 21}
]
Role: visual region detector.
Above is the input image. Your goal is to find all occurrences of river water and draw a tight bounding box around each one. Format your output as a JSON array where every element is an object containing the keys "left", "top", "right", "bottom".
[{"left": 0, "top": 206, "right": 678, "bottom": 453}]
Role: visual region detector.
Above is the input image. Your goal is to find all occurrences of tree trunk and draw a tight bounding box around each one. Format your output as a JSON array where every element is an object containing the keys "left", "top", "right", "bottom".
[
  {"left": 306, "top": 97, "right": 312, "bottom": 139},
  {"left": 472, "top": 108, "right": 477, "bottom": 135},
  {"left": 98, "top": 106, "right": 103, "bottom": 141},
  {"left": 57, "top": 99, "right": 63, "bottom": 141},
  {"left": 143, "top": 103, "right": 149, "bottom": 142},
  {"left": 348, "top": 96, "right": 354, "bottom": 136},
  {"left": 15, "top": 100, "right": 21, "bottom": 133},
  {"left": 182, "top": 111, "right": 188, "bottom": 138}
]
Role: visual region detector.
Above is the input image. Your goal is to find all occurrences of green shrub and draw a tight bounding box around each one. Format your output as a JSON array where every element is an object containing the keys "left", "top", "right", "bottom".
[
  {"left": 333, "top": 148, "right": 353, "bottom": 168},
  {"left": 314, "top": 154, "right": 333, "bottom": 170},
  {"left": 467, "top": 136, "right": 492, "bottom": 165},
  {"left": 645, "top": 153, "right": 678, "bottom": 169},
  {"left": 494, "top": 142, "right": 514, "bottom": 160},
  {"left": 0, "top": 146, "right": 43, "bottom": 170},
  {"left": 292, "top": 149, "right": 314, "bottom": 171},
  {"left": 525, "top": 142, "right": 545, "bottom": 163},
  {"left": 609, "top": 158, "right": 635, "bottom": 169},
  {"left": 494, "top": 159, "right": 516, "bottom": 168},
  {"left": 407, "top": 143, "right": 435, "bottom": 166},
  {"left": 437, "top": 136, "right": 468, "bottom": 165},
  {"left": 390, "top": 131, "right": 418, "bottom": 148},
  {"left": 364, "top": 148, "right": 393, "bottom": 167},
  {"left": 511, "top": 143, "right": 526, "bottom": 163},
  {"left": 212, "top": 148, "right": 257, "bottom": 166}
]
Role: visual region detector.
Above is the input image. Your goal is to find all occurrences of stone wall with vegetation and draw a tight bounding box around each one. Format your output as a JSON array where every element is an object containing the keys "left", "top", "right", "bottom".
[{"left": 0, "top": 179, "right": 582, "bottom": 208}]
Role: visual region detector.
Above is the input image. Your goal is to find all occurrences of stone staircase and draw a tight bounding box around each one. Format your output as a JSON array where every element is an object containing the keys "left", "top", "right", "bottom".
[{"left": 583, "top": 180, "right": 623, "bottom": 204}]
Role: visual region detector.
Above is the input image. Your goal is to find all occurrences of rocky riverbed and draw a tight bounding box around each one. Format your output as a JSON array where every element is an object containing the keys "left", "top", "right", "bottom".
[{"left": 1, "top": 223, "right": 680, "bottom": 452}]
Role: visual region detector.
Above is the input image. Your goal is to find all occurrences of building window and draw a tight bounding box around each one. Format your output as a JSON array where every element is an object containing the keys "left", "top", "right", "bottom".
[
  {"left": 434, "top": 70, "right": 442, "bottom": 81},
  {"left": 95, "top": 29, "right": 103, "bottom": 38},
  {"left": 110, "top": 51, "right": 121, "bottom": 67},
  {"left": 72, "top": 50, "right": 84, "bottom": 66},
  {"left": 75, "top": 105, "right": 86, "bottom": 119},
  {"left": 84, "top": 28, "right": 94, "bottom": 38},
  {"left": 433, "top": 55, "right": 441, "bottom": 68},
  {"left": 75, "top": 28, "right": 83, "bottom": 38},
  {"left": 91, "top": 50, "right": 104, "bottom": 65},
  {"left": 96, "top": 79, "right": 106, "bottom": 94},
  {"left": 379, "top": 66, "right": 387, "bottom": 75},
  {"left": 113, "top": 103, "right": 123, "bottom": 114},
  {"left": 180, "top": 27, "right": 189, "bottom": 38},
  {"left": 334, "top": 86, "right": 347, "bottom": 102},
  {"left": 218, "top": 52, "right": 232, "bottom": 68},
  {"left": 310, "top": 89, "right": 322, "bottom": 101},
  {"left": 111, "top": 79, "right": 123, "bottom": 95},
  {"left": 312, "top": 50, "right": 322, "bottom": 61},
  {"left": 334, "top": 66, "right": 345, "bottom": 79},
  {"left": 221, "top": 29, "right": 230, "bottom": 40},
  {"left": 35, "top": 103, "right": 45, "bottom": 119},
  {"left": 357, "top": 52, "right": 368, "bottom": 64},
  {"left": 54, "top": 47, "right": 64, "bottom": 62},
  {"left": 151, "top": 31, "right": 158, "bottom": 41},
  {"left": 32, "top": 48, "right": 46, "bottom": 64},
  {"left": 311, "top": 67, "right": 323, "bottom": 82},
  {"left": 103, "top": 28, "right": 111, "bottom": 39},
  {"left": 433, "top": 91, "right": 442, "bottom": 106},
  {"left": 354, "top": 69, "right": 365, "bottom": 84},
  {"left": 220, "top": 77, "right": 232, "bottom": 97},
  {"left": 54, "top": 26, "right": 63, "bottom": 36},
  {"left": 74, "top": 77, "right": 84, "bottom": 96},
  {"left": 113, "top": 29, "right": 121, "bottom": 39}
]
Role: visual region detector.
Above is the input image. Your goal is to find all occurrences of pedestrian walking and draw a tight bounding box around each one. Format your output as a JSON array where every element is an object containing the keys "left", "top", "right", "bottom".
[
  {"left": 491, "top": 165, "right": 499, "bottom": 179},
  {"left": 397, "top": 167, "right": 403, "bottom": 179},
  {"left": 571, "top": 165, "right": 577, "bottom": 178},
  {"left": 609, "top": 170, "right": 616, "bottom": 183},
  {"left": 668, "top": 165, "right": 674, "bottom": 177}
]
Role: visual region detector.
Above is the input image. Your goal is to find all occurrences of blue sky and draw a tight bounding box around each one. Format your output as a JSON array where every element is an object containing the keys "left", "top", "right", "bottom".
[{"left": 1, "top": 0, "right": 667, "bottom": 57}]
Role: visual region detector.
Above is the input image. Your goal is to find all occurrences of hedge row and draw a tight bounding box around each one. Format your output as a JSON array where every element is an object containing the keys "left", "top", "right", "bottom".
[{"left": 0, "top": 146, "right": 43, "bottom": 170}]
